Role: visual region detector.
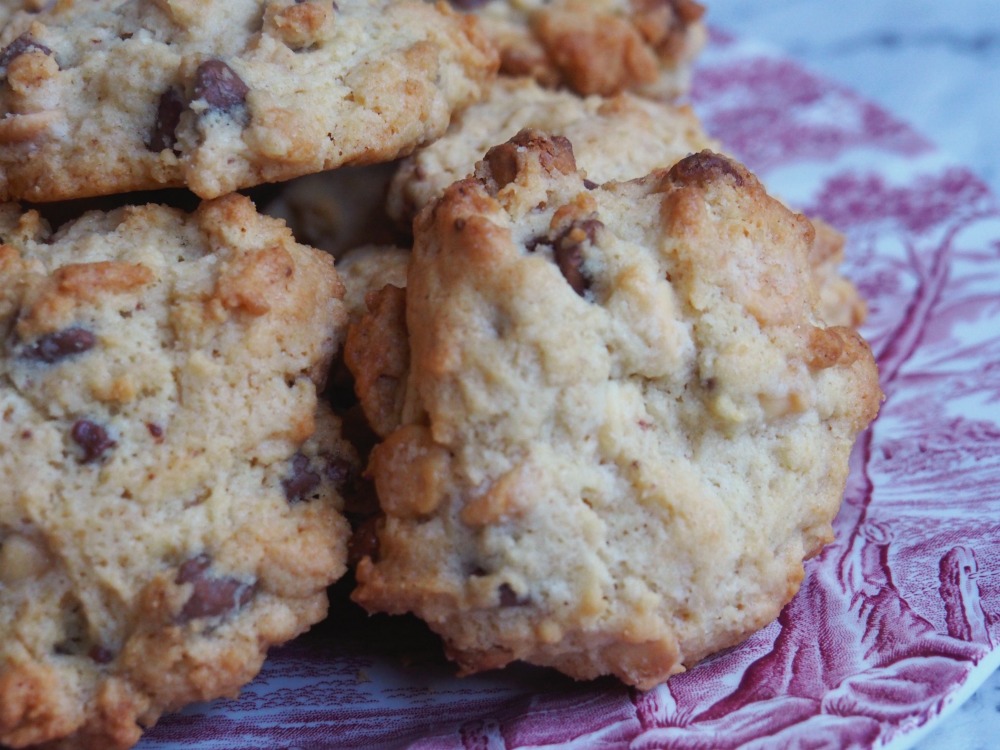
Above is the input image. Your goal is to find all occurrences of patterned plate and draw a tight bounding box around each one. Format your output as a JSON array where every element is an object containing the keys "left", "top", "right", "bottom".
[{"left": 141, "top": 30, "right": 1000, "bottom": 750}]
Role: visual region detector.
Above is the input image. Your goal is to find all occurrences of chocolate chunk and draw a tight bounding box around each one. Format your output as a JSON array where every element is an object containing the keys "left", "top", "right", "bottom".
[
  {"left": 498, "top": 583, "right": 529, "bottom": 607},
  {"left": 177, "top": 554, "right": 211, "bottom": 583},
  {"left": 283, "top": 453, "right": 321, "bottom": 503},
  {"left": 0, "top": 34, "right": 53, "bottom": 70},
  {"left": 148, "top": 87, "right": 185, "bottom": 152},
  {"left": 70, "top": 420, "right": 114, "bottom": 463},
  {"left": 667, "top": 151, "right": 746, "bottom": 189},
  {"left": 193, "top": 59, "right": 249, "bottom": 112},
  {"left": 176, "top": 554, "right": 254, "bottom": 623},
  {"left": 23, "top": 327, "right": 96, "bottom": 363},
  {"left": 88, "top": 645, "right": 114, "bottom": 664},
  {"left": 553, "top": 219, "right": 602, "bottom": 296},
  {"left": 525, "top": 234, "right": 550, "bottom": 253},
  {"left": 347, "top": 516, "right": 381, "bottom": 567},
  {"left": 583, "top": 178, "right": 598, "bottom": 190}
]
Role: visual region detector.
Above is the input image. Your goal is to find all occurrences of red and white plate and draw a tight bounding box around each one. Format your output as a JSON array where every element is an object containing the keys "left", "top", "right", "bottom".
[{"left": 142, "top": 30, "right": 1000, "bottom": 750}]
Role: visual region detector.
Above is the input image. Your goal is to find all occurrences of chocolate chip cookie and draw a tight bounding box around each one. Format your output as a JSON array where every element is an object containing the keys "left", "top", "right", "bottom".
[
  {"left": 0, "top": 0, "right": 497, "bottom": 201},
  {"left": 349, "top": 133, "right": 881, "bottom": 689},
  {"left": 0, "top": 194, "right": 355, "bottom": 748}
]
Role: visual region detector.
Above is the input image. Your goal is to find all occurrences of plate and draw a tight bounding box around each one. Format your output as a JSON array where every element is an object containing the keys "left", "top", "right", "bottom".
[{"left": 141, "top": 30, "right": 1000, "bottom": 750}]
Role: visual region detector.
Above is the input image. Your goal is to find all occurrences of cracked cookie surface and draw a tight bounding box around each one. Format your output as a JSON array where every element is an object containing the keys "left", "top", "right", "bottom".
[
  {"left": 349, "top": 133, "right": 881, "bottom": 689},
  {"left": 0, "top": 0, "right": 497, "bottom": 201},
  {"left": 0, "top": 194, "right": 355, "bottom": 749}
]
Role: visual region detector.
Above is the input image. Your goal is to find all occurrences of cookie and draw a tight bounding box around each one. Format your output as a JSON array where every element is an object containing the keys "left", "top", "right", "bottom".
[
  {"left": 0, "top": 0, "right": 497, "bottom": 202},
  {"left": 0, "top": 194, "right": 355, "bottom": 748},
  {"left": 387, "top": 79, "right": 866, "bottom": 327},
  {"left": 451, "top": 0, "right": 705, "bottom": 99},
  {"left": 349, "top": 134, "right": 881, "bottom": 689}
]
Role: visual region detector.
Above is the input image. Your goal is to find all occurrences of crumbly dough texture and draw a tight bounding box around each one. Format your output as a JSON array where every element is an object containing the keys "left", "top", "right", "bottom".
[
  {"left": 350, "top": 134, "right": 881, "bottom": 689},
  {"left": 0, "top": 194, "right": 356, "bottom": 749},
  {"left": 0, "top": 0, "right": 497, "bottom": 201},
  {"left": 453, "top": 0, "right": 705, "bottom": 99},
  {"left": 388, "top": 79, "right": 866, "bottom": 326}
]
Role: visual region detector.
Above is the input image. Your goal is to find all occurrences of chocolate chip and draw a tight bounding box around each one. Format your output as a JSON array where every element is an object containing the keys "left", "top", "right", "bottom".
[
  {"left": 89, "top": 646, "right": 114, "bottom": 664},
  {"left": 148, "top": 87, "right": 185, "bottom": 152},
  {"left": 525, "top": 235, "right": 550, "bottom": 253},
  {"left": 0, "top": 34, "right": 53, "bottom": 71},
  {"left": 146, "top": 422, "right": 164, "bottom": 439},
  {"left": 667, "top": 151, "right": 746, "bottom": 189},
  {"left": 22, "top": 327, "right": 96, "bottom": 363},
  {"left": 177, "top": 554, "right": 211, "bottom": 583},
  {"left": 176, "top": 554, "right": 254, "bottom": 623},
  {"left": 553, "top": 219, "right": 602, "bottom": 296},
  {"left": 283, "top": 453, "right": 321, "bottom": 503},
  {"left": 498, "top": 583, "right": 529, "bottom": 607},
  {"left": 71, "top": 420, "right": 114, "bottom": 463},
  {"left": 448, "top": 0, "right": 492, "bottom": 8},
  {"left": 193, "top": 59, "right": 249, "bottom": 112},
  {"left": 347, "top": 515, "right": 381, "bottom": 567},
  {"left": 583, "top": 178, "right": 598, "bottom": 190}
]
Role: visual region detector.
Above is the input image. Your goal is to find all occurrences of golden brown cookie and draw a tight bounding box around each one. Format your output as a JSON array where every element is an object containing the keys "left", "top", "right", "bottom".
[
  {"left": 349, "top": 133, "right": 881, "bottom": 689},
  {"left": 0, "top": 0, "right": 497, "bottom": 201},
  {"left": 0, "top": 195, "right": 356, "bottom": 748}
]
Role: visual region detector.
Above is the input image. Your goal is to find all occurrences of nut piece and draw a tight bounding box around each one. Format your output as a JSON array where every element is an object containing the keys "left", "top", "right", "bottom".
[{"left": 0, "top": 534, "right": 52, "bottom": 584}]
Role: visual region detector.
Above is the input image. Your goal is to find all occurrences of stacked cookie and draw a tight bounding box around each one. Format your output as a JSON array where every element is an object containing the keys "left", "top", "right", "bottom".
[{"left": 0, "top": 1, "right": 880, "bottom": 748}]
